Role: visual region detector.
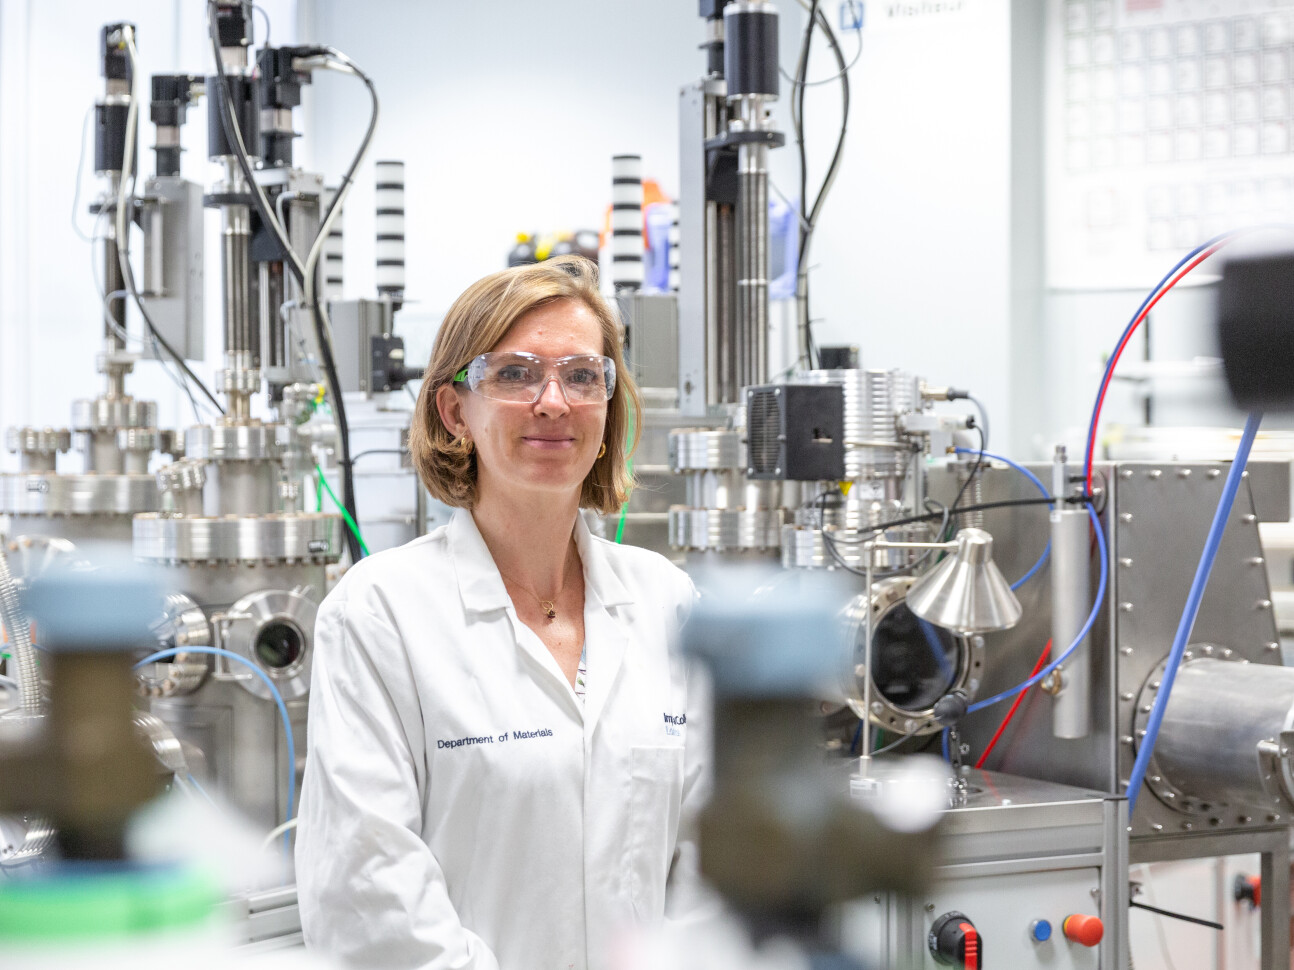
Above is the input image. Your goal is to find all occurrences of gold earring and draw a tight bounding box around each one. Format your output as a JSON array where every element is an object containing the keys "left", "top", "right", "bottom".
[
  {"left": 457, "top": 436, "right": 474, "bottom": 456},
  {"left": 597, "top": 443, "right": 607, "bottom": 459}
]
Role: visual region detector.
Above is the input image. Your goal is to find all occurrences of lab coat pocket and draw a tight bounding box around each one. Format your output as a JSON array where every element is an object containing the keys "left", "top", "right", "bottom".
[{"left": 625, "top": 745, "right": 685, "bottom": 920}]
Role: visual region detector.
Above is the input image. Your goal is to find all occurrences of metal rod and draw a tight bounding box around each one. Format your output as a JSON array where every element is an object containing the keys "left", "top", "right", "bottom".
[{"left": 860, "top": 541, "right": 875, "bottom": 770}]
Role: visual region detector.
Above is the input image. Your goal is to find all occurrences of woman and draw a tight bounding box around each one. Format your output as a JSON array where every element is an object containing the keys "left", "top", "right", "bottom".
[{"left": 296, "top": 256, "right": 707, "bottom": 970}]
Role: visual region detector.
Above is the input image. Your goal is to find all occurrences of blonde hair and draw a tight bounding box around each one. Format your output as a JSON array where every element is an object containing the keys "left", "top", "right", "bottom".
[{"left": 409, "top": 256, "right": 641, "bottom": 514}]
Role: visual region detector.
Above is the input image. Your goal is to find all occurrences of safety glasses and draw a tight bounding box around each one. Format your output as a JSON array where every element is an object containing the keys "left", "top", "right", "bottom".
[{"left": 453, "top": 352, "right": 616, "bottom": 405}]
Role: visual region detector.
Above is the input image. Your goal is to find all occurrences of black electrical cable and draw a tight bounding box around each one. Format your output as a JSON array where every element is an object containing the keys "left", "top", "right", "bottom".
[
  {"left": 113, "top": 36, "right": 224, "bottom": 416},
  {"left": 814, "top": 494, "right": 1066, "bottom": 546},
  {"left": 110, "top": 200, "right": 226, "bottom": 417},
  {"left": 805, "top": 5, "right": 849, "bottom": 239},
  {"left": 299, "top": 48, "right": 384, "bottom": 564},
  {"left": 793, "top": 1, "right": 850, "bottom": 369},
  {"left": 206, "top": 4, "right": 369, "bottom": 560},
  {"left": 1129, "top": 901, "right": 1223, "bottom": 931},
  {"left": 793, "top": 0, "right": 818, "bottom": 367},
  {"left": 966, "top": 394, "right": 990, "bottom": 450},
  {"left": 351, "top": 449, "right": 408, "bottom": 463},
  {"left": 947, "top": 423, "right": 986, "bottom": 530},
  {"left": 206, "top": 2, "right": 304, "bottom": 285},
  {"left": 310, "top": 262, "right": 361, "bottom": 563},
  {"left": 817, "top": 491, "right": 949, "bottom": 578}
]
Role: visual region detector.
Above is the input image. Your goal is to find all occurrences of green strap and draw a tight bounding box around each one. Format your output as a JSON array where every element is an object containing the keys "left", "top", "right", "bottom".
[{"left": 316, "top": 465, "right": 371, "bottom": 558}]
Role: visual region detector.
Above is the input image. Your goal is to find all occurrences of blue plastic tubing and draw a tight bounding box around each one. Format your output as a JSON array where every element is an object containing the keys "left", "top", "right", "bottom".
[
  {"left": 1126, "top": 411, "right": 1264, "bottom": 813},
  {"left": 954, "top": 447, "right": 1052, "bottom": 590},
  {"left": 135, "top": 646, "right": 297, "bottom": 853}
]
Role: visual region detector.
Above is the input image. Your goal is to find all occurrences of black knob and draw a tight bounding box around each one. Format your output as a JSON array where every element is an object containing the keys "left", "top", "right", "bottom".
[
  {"left": 929, "top": 910, "right": 981, "bottom": 968},
  {"left": 1234, "top": 873, "right": 1261, "bottom": 908},
  {"left": 933, "top": 690, "right": 969, "bottom": 726}
]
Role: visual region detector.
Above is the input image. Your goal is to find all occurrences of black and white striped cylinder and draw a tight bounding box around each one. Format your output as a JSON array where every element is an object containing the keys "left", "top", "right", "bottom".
[
  {"left": 322, "top": 185, "right": 344, "bottom": 302},
  {"left": 611, "top": 154, "right": 643, "bottom": 291},
  {"left": 375, "top": 160, "right": 405, "bottom": 307}
]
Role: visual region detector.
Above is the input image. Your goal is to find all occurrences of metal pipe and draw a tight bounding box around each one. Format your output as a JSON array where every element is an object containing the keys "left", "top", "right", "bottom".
[
  {"left": 1152, "top": 657, "right": 1294, "bottom": 809},
  {"left": 735, "top": 130, "right": 769, "bottom": 391},
  {"left": 715, "top": 206, "right": 735, "bottom": 402},
  {"left": 0, "top": 543, "right": 41, "bottom": 717},
  {"left": 102, "top": 222, "right": 126, "bottom": 354},
  {"left": 1051, "top": 446, "right": 1091, "bottom": 738}
]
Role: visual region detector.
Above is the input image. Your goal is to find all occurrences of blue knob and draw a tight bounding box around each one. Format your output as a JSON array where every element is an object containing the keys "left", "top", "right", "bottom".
[{"left": 1030, "top": 919, "right": 1053, "bottom": 942}]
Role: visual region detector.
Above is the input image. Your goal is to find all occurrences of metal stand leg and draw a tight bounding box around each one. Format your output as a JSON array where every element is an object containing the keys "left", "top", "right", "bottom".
[{"left": 1259, "top": 830, "right": 1290, "bottom": 970}]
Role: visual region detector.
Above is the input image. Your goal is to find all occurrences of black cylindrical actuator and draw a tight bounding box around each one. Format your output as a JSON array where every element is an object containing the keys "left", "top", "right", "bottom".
[
  {"left": 100, "top": 23, "right": 133, "bottom": 82},
  {"left": 207, "top": 72, "right": 259, "bottom": 161},
  {"left": 700, "top": 0, "right": 729, "bottom": 77},
  {"left": 94, "top": 102, "right": 132, "bottom": 175},
  {"left": 151, "top": 74, "right": 199, "bottom": 177},
  {"left": 723, "top": 1, "right": 779, "bottom": 98},
  {"left": 256, "top": 47, "right": 311, "bottom": 168}
]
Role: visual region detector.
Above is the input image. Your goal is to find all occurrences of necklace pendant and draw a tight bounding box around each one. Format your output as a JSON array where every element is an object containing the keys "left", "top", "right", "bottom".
[{"left": 540, "top": 601, "right": 557, "bottom": 619}]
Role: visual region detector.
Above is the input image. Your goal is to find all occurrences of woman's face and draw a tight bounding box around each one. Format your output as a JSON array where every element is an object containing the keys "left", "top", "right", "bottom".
[{"left": 438, "top": 298, "right": 609, "bottom": 505}]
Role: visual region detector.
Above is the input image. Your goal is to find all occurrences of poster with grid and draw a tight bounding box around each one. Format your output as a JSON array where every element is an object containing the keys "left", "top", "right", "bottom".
[{"left": 1047, "top": 0, "right": 1294, "bottom": 288}]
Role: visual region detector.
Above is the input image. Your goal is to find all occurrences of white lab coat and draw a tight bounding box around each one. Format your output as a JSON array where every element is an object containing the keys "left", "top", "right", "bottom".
[{"left": 296, "top": 507, "right": 708, "bottom": 970}]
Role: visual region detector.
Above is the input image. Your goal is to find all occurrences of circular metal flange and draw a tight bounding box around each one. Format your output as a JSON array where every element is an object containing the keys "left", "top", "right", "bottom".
[
  {"left": 132, "top": 513, "right": 343, "bottom": 564},
  {"left": 184, "top": 423, "right": 287, "bottom": 462},
  {"left": 0, "top": 473, "right": 160, "bottom": 516},
  {"left": 157, "top": 428, "right": 184, "bottom": 458},
  {"left": 220, "top": 587, "right": 316, "bottom": 701},
  {"left": 668, "top": 506, "right": 783, "bottom": 551},
  {"left": 842, "top": 576, "right": 983, "bottom": 736},
  {"left": 156, "top": 459, "right": 207, "bottom": 494},
  {"left": 217, "top": 367, "right": 262, "bottom": 395},
  {"left": 116, "top": 427, "right": 161, "bottom": 453},
  {"left": 131, "top": 709, "right": 189, "bottom": 773},
  {"left": 1, "top": 534, "right": 87, "bottom": 582},
  {"left": 668, "top": 429, "right": 742, "bottom": 472},
  {"left": 5, "top": 427, "right": 70, "bottom": 455},
  {"left": 781, "top": 519, "right": 933, "bottom": 570},
  {"left": 137, "top": 591, "right": 212, "bottom": 699},
  {"left": 70, "top": 397, "right": 158, "bottom": 432},
  {"left": 1133, "top": 647, "right": 1247, "bottom": 817}
]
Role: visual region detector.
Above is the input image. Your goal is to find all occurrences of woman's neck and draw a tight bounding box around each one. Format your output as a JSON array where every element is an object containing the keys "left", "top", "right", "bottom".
[{"left": 471, "top": 487, "right": 582, "bottom": 595}]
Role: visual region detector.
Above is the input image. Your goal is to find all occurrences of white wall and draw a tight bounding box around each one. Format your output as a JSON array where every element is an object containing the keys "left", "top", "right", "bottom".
[
  {"left": 299, "top": 0, "right": 805, "bottom": 367},
  {"left": 796, "top": 0, "right": 1029, "bottom": 453},
  {"left": 0, "top": 0, "right": 297, "bottom": 464}
]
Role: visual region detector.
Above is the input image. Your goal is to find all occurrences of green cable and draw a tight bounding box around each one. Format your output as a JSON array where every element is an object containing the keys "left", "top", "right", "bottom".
[
  {"left": 316, "top": 465, "right": 371, "bottom": 558},
  {"left": 614, "top": 409, "right": 636, "bottom": 544},
  {"left": 315, "top": 471, "right": 324, "bottom": 513}
]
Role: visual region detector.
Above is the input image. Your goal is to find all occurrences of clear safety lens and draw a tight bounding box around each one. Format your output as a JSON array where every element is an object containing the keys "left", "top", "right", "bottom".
[{"left": 464, "top": 352, "right": 616, "bottom": 404}]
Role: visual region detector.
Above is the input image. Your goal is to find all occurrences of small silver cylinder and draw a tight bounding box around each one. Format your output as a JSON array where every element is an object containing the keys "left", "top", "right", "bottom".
[
  {"left": 1050, "top": 506, "right": 1091, "bottom": 738},
  {"left": 205, "top": 461, "right": 278, "bottom": 517},
  {"left": 102, "top": 222, "right": 126, "bottom": 352},
  {"left": 141, "top": 198, "right": 166, "bottom": 297},
  {"left": 221, "top": 203, "right": 255, "bottom": 361},
  {"left": 88, "top": 430, "right": 123, "bottom": 474}
]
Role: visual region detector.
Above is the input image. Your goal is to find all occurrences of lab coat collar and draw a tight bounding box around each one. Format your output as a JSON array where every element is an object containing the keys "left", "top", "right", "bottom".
[
  {"left": 572, "top": 513, "right": 634, "bottom": 610},
  {"left": 448, "top": 508, "right": 512, "bottom": 613},
  {"left": 448, "top": 507, "right": 635, "bottom": 614}
]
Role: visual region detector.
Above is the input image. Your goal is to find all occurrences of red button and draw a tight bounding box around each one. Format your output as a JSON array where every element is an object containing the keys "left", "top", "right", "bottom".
[{"left": 1063, "top": 913, "right": 1104, "bottom": 947}]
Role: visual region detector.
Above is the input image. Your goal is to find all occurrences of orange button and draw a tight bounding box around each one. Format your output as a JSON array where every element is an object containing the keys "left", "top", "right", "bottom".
[{"left": 1063, "top": 913, "right": 1104, "bottom": 947}]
